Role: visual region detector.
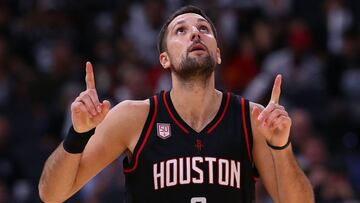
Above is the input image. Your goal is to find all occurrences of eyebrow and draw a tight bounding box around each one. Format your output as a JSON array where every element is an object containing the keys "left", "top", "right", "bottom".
[
  {"left": 197, "top": 18, "right": 209, "bottom": 24},
  {"left": 171, "top": 18, "right": 210, "bottom": 32},
  {"left": 172, "top": 20, "right": 186, "bottom": 30}
]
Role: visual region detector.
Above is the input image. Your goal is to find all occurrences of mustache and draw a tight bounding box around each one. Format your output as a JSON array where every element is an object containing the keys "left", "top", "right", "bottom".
[{"left": 187, "top": 40, "right": 209, "bottom": 53}]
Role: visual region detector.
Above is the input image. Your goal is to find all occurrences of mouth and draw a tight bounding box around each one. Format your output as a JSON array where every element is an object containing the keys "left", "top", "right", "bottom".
[{"left": 188, "top": 43, "right": 207, "bottom": 53}]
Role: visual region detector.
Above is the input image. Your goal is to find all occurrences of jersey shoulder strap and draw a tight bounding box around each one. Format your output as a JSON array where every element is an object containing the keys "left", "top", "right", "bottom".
[
  {"left": 123, "top": 95, "right": 159, "bottom": 173},
  {"left": 235, "top": 95, "right": 260, "bottom": 178}
]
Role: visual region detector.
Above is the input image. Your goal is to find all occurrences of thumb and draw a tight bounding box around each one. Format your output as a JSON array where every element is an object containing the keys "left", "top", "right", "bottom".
[
  {"left": 252, "top": 106, "right": 262, "bottom": 125},
  {"left": 101, "top": 100, "right": 111, "bottom": 115}
]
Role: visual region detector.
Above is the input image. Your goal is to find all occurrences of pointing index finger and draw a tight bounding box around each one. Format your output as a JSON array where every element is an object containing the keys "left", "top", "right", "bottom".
[
  {"left": 270, "top": 74, "right": 282, "bottom": 104},
  {"left": 85, "top": 61, "right": 96, "bottom": 90}
]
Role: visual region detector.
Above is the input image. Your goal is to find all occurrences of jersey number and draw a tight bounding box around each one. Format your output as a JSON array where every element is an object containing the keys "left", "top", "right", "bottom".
[{"left": 191, "top": 197, "right": 207, "bottom": 203}]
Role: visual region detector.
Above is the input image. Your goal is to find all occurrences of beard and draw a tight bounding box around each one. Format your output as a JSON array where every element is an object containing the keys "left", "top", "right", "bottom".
[{"left": 170, "top": 50, "right": 216, "bottom": 83}]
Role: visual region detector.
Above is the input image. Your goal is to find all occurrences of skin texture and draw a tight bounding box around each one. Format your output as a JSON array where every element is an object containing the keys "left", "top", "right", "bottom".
[{"left": 38, "top": 13, "right": 314, "bottom": 203}]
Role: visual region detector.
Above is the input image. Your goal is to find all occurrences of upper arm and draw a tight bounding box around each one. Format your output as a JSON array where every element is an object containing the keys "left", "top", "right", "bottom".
[
  {"left": 250, "top": 102, "right": 280, "bottom": 202},
  {"left": 69, "top": 99, "right": 150, "bottom": 195}
]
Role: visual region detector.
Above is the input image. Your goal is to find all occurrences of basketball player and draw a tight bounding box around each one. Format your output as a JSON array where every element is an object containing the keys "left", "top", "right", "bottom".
[{"left": 39, "top": 6, "right": 314, "bottom": 203}]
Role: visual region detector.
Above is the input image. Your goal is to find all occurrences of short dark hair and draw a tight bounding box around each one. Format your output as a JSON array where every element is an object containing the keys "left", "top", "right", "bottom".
[{"left": 157, "top": 5, "right": 218, "bottom": 53}]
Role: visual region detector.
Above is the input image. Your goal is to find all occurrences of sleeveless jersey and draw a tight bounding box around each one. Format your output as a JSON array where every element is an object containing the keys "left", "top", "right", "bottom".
[{"left": 123, "top": 91, "right": 257, "bottom": 203}]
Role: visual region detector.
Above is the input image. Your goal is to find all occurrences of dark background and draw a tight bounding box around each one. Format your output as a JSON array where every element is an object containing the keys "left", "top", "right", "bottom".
[{"left": 0, "top": 0, "right": 359, "bottom": 202}]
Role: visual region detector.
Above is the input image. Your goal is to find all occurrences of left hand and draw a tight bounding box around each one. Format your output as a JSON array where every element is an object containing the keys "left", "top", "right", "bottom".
[{"left": 251, "top": 74, "right": 291, "bottom": 146}]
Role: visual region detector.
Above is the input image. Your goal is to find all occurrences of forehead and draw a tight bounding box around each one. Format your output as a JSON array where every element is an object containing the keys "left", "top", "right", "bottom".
[{"left": 168, "top": 13, "right": 209, "bottom": 29}]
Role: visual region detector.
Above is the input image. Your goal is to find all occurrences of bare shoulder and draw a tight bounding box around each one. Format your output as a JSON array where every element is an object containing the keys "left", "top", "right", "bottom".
[
  {"left": 248, "top": 102, "right": 264, "bottom": 140},
  {"left": 103, "top": 99, "right": 150, "bottom": 132},
  {"left": 110, "top": 99, "right": 150, "bottom": 118},
  {"left": 95, "top": 99, "right": 150, "bottom": 152}
]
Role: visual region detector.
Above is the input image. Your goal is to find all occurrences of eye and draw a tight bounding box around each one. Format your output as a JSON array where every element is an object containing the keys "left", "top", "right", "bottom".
[
  {"left": 199, "top": 25, "right": 209, "bottom": 33},
  {"left": 176, "top": 27, "right": 186, "bottom": 35}
]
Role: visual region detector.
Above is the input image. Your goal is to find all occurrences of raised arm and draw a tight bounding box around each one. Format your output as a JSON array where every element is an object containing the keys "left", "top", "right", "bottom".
[
  {"left": 250, "top": 75, "right": 314, "bottom": 203},
  {"left": 38, "top": 62, "right": 149, "bottom": 202}
]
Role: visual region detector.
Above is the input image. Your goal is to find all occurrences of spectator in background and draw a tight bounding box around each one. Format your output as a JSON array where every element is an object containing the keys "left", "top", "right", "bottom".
[
  {"left": 123, "top": 0, "right": 167, "bottom": 66},
  {"left": 0, "top": 0, "right": 357, "bottom": 202},
  {"left": 80, "top": 159, "right": 125, "bottom": 203},
  {"left": 0, "top": 115, "right": 31, "bottom": 202},
  {"left": 257, "top": 0, "right": 292, "bottom": 19},
  {"left": 221, "top": 36, "right": 259, "bottom": 93},
  {"left": 252, "top": 20, "right": 276, "bottom": 64},
  {"left": 325, "top": 0, "right": 353, "bottom": 54},
  {"left": 244, "top": 19, "right": 326, "bottom": 113},
  {"left": 325, "top": 28, "right": 358, "bottom": 97},
  {"left": 324, "top": 26, "right": 359, "bottom": 153},
  {"left": 310, "top": 160, "right": 359, "bottom": 202},
  {"left": 339, "top": 28, "right": 360, "bottom": 122}
]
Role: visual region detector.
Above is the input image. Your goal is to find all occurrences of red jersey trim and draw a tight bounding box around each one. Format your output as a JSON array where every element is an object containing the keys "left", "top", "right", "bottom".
[
  {"left": 207, "top": 92, "right": 231, "bottom": 134},
  {"left": 253, "top": 176, "right": 260, "bottom": 182},
  {"left": 241, "top": 97, "right": 253, "bottom": 163},
  {"left": 124, "top": 96, "right": 158, "bottom": 173},
  {"left": 163, "top": 91, "right": 189, "bottom": 134}
]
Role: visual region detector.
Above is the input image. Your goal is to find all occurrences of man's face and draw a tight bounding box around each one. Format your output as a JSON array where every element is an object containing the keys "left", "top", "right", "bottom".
[{"left": 160, "top": 13, "right": 221, "bottom": 81}]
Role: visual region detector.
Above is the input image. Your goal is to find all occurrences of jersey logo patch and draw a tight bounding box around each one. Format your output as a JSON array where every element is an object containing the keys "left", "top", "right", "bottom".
[{"left": 157, "top": 123, "right": 171, "bottom": 139}]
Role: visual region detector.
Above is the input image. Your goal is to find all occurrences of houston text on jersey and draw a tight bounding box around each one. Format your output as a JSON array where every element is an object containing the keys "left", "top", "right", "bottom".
[{"left": 153, "top": 156, "right": 240, "bottom": 190}]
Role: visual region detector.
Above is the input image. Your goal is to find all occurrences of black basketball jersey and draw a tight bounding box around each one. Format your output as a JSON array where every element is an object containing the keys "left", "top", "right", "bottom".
[{"left": 123, "top": 91, "right": 257, "bottom": 203}]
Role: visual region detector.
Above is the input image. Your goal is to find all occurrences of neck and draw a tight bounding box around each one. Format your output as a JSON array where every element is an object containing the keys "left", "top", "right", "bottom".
[{"left": 170, "top": 73, "right": 222, "bottom": 132}]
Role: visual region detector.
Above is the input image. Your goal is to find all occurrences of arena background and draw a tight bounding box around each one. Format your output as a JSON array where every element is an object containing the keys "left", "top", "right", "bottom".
[{"left": 0, "top": 0, "right": 359, "bottom": 202}]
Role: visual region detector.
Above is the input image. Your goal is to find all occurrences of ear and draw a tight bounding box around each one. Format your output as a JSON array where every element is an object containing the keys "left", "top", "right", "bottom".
[
  {"left": 216, "top": 48, "right": 221, "bottom": 65},
  {"left": 159, "top": 52, "right": 171, "bottom": 69}
]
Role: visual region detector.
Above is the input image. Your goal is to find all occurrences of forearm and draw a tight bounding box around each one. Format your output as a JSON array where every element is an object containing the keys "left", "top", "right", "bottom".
[
  {"left": 270, "top": 144, "right": 314, "bottom": 203},
  {"left": 39, "top": 143, "right": 82, "bottom": 202}
]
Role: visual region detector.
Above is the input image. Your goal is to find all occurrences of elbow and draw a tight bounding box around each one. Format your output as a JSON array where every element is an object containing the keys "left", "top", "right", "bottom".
[
  {"left": 305, "top": 180, "right": 315, "bottom": 203},
  {"left": 303, "top": 195, "right": 315, "bottom": 203},
  {"left": 38, "top": 183, "right": 64, "bottom": 203},
  {"left": 298, "top": 185, "right": 315, "bottom": 203},
  {"left": 38, "top": 183, "right": 52, "bottom": 203},
  {"left": 307, "top": 188, "right": 316, "bottom": 203}
]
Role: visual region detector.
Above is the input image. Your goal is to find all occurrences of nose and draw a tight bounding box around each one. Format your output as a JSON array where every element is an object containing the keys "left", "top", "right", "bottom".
[{"left": 190, "top": 26, "right": 200, "bottom": 41}]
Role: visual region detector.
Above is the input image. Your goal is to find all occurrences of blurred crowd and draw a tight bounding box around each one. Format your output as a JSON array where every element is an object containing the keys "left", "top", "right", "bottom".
[{"left": 0, "top": 0, "right": 359, "bottom": 202}]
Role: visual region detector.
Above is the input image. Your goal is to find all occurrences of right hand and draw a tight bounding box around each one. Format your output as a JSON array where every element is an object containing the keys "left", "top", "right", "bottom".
[{"left": 71, "top": 62, "right": 111, "bottom": 133}]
